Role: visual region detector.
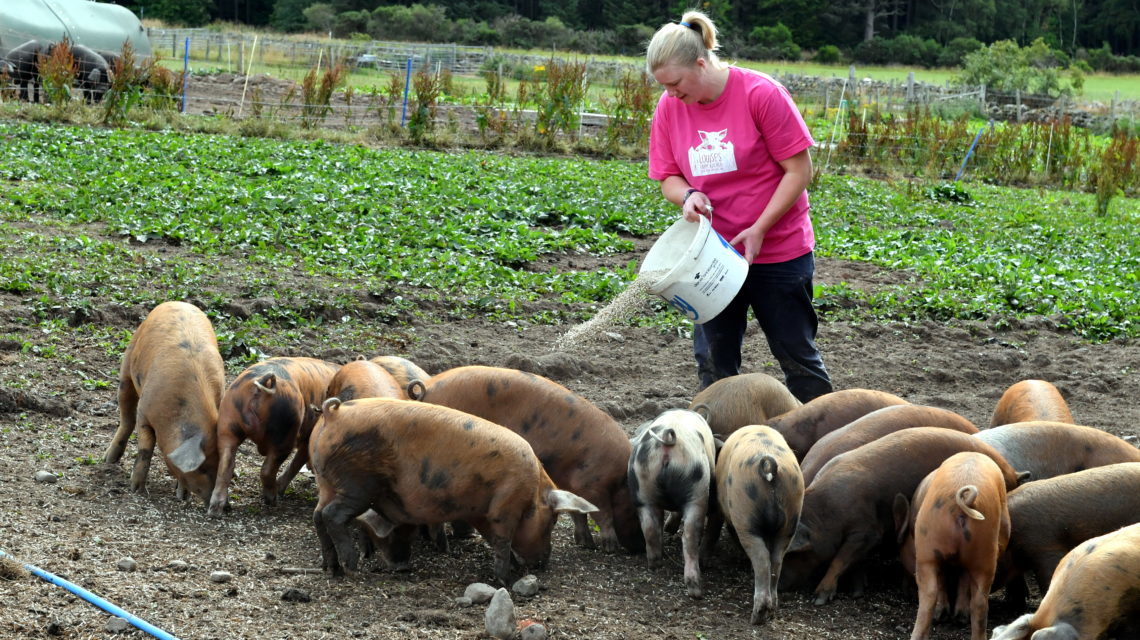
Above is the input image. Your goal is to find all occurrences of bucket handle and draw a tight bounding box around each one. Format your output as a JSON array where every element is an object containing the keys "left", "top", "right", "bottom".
[{"left": 692, "top": 206, "right": 716, "bottom": 262}]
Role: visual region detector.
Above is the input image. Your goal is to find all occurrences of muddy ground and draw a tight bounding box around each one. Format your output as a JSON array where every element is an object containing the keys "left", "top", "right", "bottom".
[{"left": 2, "top": 203, "right": 1139, "bottom": 640}]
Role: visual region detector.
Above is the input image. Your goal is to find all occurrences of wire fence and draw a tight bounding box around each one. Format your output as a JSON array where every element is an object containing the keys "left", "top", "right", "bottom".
[{"left": 146, "top": 28, "right": 493, "bottom": 75}]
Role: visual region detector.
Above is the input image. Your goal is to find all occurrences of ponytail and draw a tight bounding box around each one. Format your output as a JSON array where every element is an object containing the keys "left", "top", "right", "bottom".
[{"left": 646, "top": 10, "right": 722, "bottom": 74}]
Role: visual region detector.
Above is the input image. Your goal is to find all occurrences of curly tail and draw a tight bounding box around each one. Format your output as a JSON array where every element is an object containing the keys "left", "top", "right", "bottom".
[{"left": 955, "top": 485, "right": 985, "bottom": 520}]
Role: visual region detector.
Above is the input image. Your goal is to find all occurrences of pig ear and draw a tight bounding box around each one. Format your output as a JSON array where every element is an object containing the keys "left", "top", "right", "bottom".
[
  {"left": 690, "top": 403, "right": 712, "bottom": 422},
  {"left": 786, "top": 521, "right": 813, "bottom": 553},
  {"left": 546, "top": 489, "right": 599, "bottom": 514},
  {"left": 356, "top": 509, "right": 397, "bottom": 538},
  {"left": 893, "top": 493, "right": 911, "bottom": 544},
  {"left": 253, "top": 373, "right": 277, "bottom": 395},
  {"left": 1016, "top": 470, "right": 1032, "bottom": 485},
  {"left": 167, "top": 433, "right": 206, "bottom": 473}
]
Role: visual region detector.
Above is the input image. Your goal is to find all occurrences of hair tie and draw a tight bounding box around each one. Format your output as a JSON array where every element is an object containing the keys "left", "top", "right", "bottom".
[{"left": 679, "top": 20, "right": 692, "bottom": 27}]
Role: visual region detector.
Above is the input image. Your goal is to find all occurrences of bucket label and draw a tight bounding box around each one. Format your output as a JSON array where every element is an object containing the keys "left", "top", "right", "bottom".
[
  {"left": 688, "top": 129, "right": 737, "bottom": 177},
  {"left": 693, "top": 258, "right": 731, "bottom": 297}
]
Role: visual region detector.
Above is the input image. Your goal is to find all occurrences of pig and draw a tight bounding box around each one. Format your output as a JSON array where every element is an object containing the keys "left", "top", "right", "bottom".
[
  {"left": 780, "top": 427, "right": 1027, "bottom": 605},
  {"left": 800, "top": 405, "right": 979, "bottom": 485},
  {"left": 326, "top": 358, "right": 402, "bottom": 401},
  {"left": 369, "top": 355, "right": 431, "bottom": 395},
  {"left": 324, "top": 358, "right": 450, "bottom": 550},
  {"left": 207, "top": 356, "right": 340, "bottom": 517},
  {"left": 998, "top": 462, "right": 1140, "bottom": 608},
  {"left": 409, "top": 365, "right": 642, "bottom": 553},
  {"left": 989, "top": 379, "right": 1074, "bottom": 427},
  {"left": 3, "top": 40, "right": 45, "bottom": 103},
  {"left": 764, "top": 389, "right": 910, "bottom": 460},
  {"left": 308, "top": 396, "right": 598, "bottom": 585},
  {"left": 974, "top": 421, "right": 1140, "bottom": 482},
  {"left": 701, "top": 425, "right": 803, "bottom": 624},
  {"left": 991, "top": 522, "right": 1140, "bottom": 640},
  {"left": 910, "top": 452, "right": 1010, "bottom": 640},
  {"left": 628, "top": 409, "right": 717, "bottom": 598},
  {"left": 105, "top": 301, "right": 224, "bottom": 507},
  {"left": 688, "top": 372, "right": 801, "bottom": 439}
]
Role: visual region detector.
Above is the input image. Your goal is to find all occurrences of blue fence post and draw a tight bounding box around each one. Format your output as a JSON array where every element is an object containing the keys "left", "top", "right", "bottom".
[
  {"left": 400, "top": 57, "right": 412, "bottom": 127},
  {"left": 181, "top": 37, "right": 190, "bottom": 114},
  {"left": 955, "top": 120, "right": 993, "bottom": 181}
]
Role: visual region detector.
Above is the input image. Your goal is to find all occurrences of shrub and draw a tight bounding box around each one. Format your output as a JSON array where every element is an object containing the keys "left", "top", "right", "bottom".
[
  {"left": 743, "top": 23, "right": 801, "bottom": 61},
  {"left": 814, "top": 45, "right": 841, "bottom": 64},
  {"left": 368, "top": 4, "right": 451, "bottom": 43},
  {"left": 937, "top": 37, "right": 984, "bottom": 67},
  {"left": 453, "top": 18, "right": 499, "bottom": 46}
]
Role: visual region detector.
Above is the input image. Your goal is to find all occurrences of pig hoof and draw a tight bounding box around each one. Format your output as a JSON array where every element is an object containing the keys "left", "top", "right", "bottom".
[
  {"left": 686, "top": 584, "right": 703, "bottom": 599},
  {"left": 751, "top": 608, "right": 772, "bottom": 625},
  {"left": 812, "top": 587, "right": 836, "bottom": 606}
]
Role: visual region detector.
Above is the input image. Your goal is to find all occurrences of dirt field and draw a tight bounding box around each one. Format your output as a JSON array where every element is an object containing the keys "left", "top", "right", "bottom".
[{"left": 2, "top": 207, "right": 1139, "bottom": 640}]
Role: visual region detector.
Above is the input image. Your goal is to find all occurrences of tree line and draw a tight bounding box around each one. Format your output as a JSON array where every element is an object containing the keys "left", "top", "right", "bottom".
[{"left": 112, "top": 0, "right": 1138, "bottom": 63}]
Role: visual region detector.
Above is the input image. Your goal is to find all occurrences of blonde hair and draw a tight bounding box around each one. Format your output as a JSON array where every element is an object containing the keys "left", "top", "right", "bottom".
[{"left": 645, "top": 10, "right": 722, "bottom": 74}]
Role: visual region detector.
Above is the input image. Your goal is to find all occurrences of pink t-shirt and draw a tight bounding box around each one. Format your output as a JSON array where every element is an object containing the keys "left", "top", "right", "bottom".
[{"left": 648, "top": 67, "right": 816, "bottom": 264}]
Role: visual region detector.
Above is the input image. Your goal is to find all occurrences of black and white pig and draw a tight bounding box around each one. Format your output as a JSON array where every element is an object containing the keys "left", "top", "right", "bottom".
[{"left": 628, "top": 409, "right": 717, "bottom": 598}]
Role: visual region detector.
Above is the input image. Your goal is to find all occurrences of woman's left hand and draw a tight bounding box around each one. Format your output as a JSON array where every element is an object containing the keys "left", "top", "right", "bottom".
[{"left": 729, "top": 225, "right": 765, "bottom": 263}]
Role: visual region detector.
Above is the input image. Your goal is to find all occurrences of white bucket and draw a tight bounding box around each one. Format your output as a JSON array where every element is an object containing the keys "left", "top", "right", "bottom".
[{"left": 639, "top": 216, "right": 748, "bottom": 324}]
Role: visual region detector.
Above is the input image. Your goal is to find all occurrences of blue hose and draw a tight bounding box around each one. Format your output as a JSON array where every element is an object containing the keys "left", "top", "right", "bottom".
[{"left": 0, "top": 549, "right": 181, "bottom": 640}]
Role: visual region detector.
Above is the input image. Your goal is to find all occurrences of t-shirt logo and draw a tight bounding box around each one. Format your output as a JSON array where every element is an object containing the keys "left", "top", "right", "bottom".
[{"left": 688, "top": 129, "right": 737, "bottom": 177}]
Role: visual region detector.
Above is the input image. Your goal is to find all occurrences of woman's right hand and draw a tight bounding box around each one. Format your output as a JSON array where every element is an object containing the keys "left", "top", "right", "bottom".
[{"left": 682, "top": 191, "right": 712, "bottom": 222}]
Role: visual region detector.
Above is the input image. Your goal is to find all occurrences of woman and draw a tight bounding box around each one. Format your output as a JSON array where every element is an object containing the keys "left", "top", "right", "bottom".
[{"left": 646, "top": 10, "right": 832, "bottom": 402}]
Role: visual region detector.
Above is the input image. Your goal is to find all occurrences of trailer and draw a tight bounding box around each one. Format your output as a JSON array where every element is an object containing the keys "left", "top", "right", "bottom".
[{"left": 0, "top": 0, "right": 151, "bottom": 58}]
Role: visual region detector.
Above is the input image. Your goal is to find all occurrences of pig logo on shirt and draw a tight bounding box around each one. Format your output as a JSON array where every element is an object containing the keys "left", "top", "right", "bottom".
[{"left": 689, "top": 129, "right": 737, "bottom": 177}]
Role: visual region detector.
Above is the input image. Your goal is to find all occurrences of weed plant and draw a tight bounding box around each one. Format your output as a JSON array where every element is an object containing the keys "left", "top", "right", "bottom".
[
  {"left": 101, "top": 41, "right": 144, "bottom": 124},
  {"left": 409, "top": 69, "right": 442, "bottom": 142},
  {"left": 535, "top": 58, "right": 588, "bottom": 142},
  {"left": 299, "top": 61, "right": 346, "bottom": 129},
  {"left": 602, "top": 68, "right": 656, "bottom": 153},
  {"left": 39, "top": 40, "right": 76, "bottom": 106}
]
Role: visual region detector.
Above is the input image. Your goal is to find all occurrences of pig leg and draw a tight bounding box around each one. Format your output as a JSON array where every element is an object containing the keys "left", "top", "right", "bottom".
[
  {"left": 968, "top": 570, "right": 994, "bottom": 640},
  {"left": 571, "top": 512, "right": 596, "bottom": 550},
  {"left": 664, "top": 511, "right": 682, "bottom": 535},
  {"left": 208, "top": 445, "right": 238, "bottom": 517},
  {"left": 638, "top": 506, "right": 665, "bottom": 569},
  {"left": 425, "top": 524, "right": 449, "bottom": 554},
  {"left": 275, "top": 441, "right": 310, "bottom": 497},
  {"left": 813, "top": 531, "right": 879, "bottom": 605},
  {"left": 739, "top": 533, "right": 775, "bottom": 624},
  {"left": 910, "top": 560, "right": 940, "bottom": 640},
  {"left": 314, "top": 497, "right": 369, "bottom": 575},
  {"left": 259, "top": 450, "right": 290, "bottom": 506},
  {"left": 105, "top": 376, "right": 138, "bottom": 464},
  {"left": 699, "top": 505, "right": 724, "bottom": 564},
  {"left": 952, "top": 569, "right": 971, "bottom": 622},
  {"left": 589, "top": 493, "right": 621, "bottom": 552},
  {"left": 129, "top": 423, "right": 156, "bottom": 493},
  {"left": 681, "top": 502, "right": 707, "bottom": 598},
  {"left": 489, "top": 535, "right": 513, "bottom": 586}
]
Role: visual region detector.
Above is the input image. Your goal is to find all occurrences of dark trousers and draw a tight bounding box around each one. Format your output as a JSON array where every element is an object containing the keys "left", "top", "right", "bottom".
[{"left": 693, "top": 251, "right": 833, "bottom": 403}]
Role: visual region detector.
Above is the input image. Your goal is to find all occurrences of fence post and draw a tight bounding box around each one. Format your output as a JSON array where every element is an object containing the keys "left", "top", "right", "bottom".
[
  {"left": 956, "top": 120, "right": 993, "bottom": 181},
  {"left": 906, "top": 71, "right": 914, "bottom": 103},
  {"left": 181, "top": 38, "right": 190, "bottom": 114},
  {"left": 1016, "top": 89, "right": 1022, "bottom": 123},
  {"left": 401, "top": 57, "right": 412, "bottom": 127}
]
